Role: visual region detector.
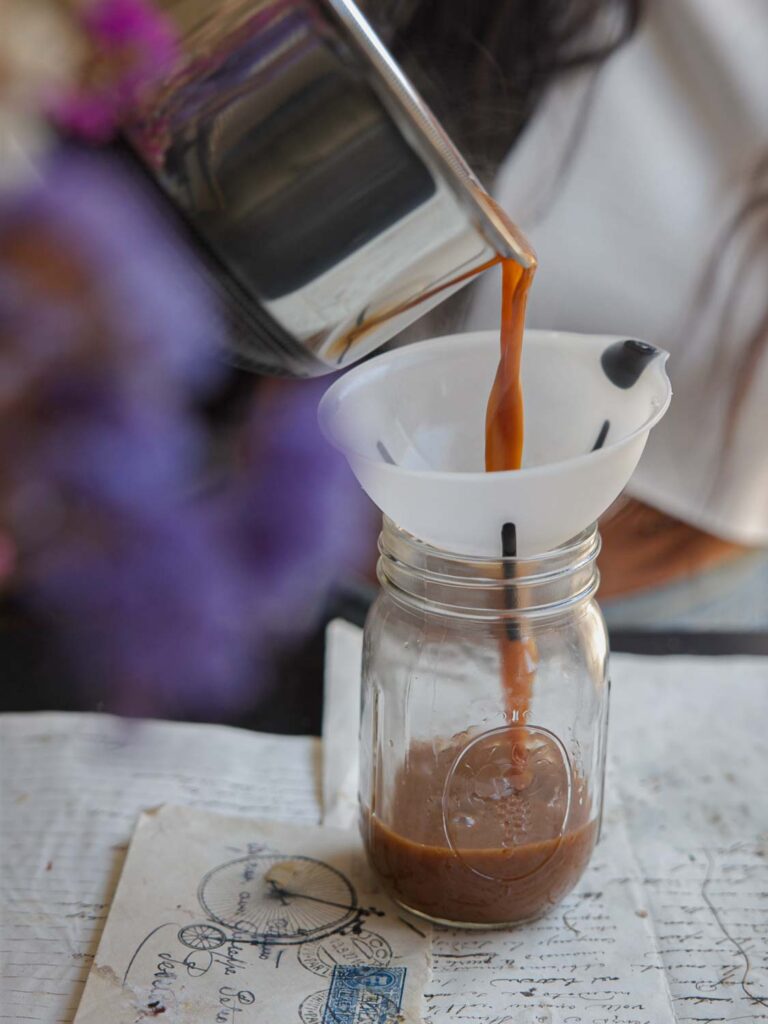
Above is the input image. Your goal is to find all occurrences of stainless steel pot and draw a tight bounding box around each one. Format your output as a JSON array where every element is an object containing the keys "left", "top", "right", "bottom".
[{"left": 126, "top": 0, "right": 532, "bottom": 376}]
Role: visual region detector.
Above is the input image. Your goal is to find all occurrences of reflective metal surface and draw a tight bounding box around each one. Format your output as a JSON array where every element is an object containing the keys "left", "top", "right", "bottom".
[{"left": 126, "top": 0, "right": 533, "bottom": 375}]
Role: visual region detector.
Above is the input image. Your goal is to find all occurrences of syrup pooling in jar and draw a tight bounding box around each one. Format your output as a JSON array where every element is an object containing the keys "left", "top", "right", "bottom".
[{"left": 364, "top": 737, "right": 596, "bottom": 926}]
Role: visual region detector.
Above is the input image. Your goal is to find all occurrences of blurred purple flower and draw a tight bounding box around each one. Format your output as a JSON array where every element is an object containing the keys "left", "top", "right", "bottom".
[
  {"left": 29, "top": 499, "right": 256, "bottom": 718},
  {"left": 52, "top": 0, "right": 178, "bottom": 142},
  {"left": 0, "top": 148, "right": 219, "bottom": 395},
  {"left": 231, "top": 378, "right": 375, "bottom": 636},
  {"left": 0, "top": 149, "right": 252, "bottom": 717},
  {"left": 0, "top": 148, "right": 375, "bottom": 720}
]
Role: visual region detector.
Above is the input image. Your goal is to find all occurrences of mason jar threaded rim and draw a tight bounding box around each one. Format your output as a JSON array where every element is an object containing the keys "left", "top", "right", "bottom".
[{"left": 377, "top": 518, "right": 601, "bottom": 620}]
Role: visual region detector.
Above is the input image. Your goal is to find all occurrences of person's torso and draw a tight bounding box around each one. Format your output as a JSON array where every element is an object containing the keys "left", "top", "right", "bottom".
[{"left": 469, "top": 0, "right": 768, "bottom": 544}]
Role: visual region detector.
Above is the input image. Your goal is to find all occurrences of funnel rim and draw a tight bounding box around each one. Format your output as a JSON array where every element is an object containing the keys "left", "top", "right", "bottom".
[{"left": 318, "top": 329, "right": 672, "bottom": 481}]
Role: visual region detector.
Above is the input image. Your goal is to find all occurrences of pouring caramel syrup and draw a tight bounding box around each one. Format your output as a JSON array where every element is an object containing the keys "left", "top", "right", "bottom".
[
  {"left": 483, "top": 211, "right": 538, "bottom": 739},
  {"left": 488, "top": 292, "right": 538, "bottom": 734},
  {"left": 485, "top": 256, "right": 535, "bottom": 474},
  {"left": 364, "top": 209, "right": 599, "bottom": 926}
]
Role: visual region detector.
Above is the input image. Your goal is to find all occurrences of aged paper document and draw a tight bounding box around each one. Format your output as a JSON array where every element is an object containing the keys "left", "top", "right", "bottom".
[
  {"left": 2, "top": 628, "right": 766, "bottom": 1024},
  {"left": 72, "top": 806, "right": 430, "bottom": 1023},
  {"left": 0, "top": 713, "right": 320, "bottom": 1024}
]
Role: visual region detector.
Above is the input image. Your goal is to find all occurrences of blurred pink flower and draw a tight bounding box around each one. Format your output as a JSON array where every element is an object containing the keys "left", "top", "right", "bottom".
[{"left": 52, "top": 0, "right": 177, "bottom": 142}]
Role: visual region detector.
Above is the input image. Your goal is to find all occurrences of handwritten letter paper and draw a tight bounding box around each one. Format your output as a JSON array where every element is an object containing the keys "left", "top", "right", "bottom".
[
  {"left": 322, "top": 626, "right": 768, "bottom": 1024},
  {"left": 0, "top": 713, "right": 321, "bottom": 1024},
  {"left": 72, "top": 806, "right": 430, "bottom": 1024},
  {"left": 425, "top": 818, "right": 675, "bottom": 1024}
]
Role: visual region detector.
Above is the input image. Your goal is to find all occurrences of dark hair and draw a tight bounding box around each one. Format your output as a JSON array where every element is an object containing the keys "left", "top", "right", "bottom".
[
  {"left": 363, "top": 0, "right": 643, "bottom": 340},
  {"left": 365, "top": 0, "right": 644, "bottom": 182}
]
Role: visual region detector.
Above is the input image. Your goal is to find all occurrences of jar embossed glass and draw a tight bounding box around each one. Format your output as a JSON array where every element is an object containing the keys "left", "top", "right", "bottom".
[{"left": 360, "top": 519, "right": 609, "bottom": 928}]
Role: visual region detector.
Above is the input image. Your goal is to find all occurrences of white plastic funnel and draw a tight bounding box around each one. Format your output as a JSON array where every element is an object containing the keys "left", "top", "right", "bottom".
[{"left": 319, "top": 330, "right": 671, "bottom": 557}]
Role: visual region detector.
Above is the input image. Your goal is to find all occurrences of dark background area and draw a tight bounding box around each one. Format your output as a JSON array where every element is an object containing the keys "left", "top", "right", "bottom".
[{"left": 2, "top": 586, "right": 767, "bottom": 736}]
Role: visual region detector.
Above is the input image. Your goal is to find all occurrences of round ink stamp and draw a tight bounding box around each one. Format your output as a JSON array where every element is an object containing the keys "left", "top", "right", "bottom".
[
  {"left": 298, "top": 929, "right": 392, "bottom": 978},
  {"left": 298, "top": 989, "right": 327, "bottom": 1024}
]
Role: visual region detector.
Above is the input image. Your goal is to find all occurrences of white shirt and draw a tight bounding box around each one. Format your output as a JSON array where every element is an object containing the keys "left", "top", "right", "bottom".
[{"left": 469, "top": 0, "right": 768, "bottom": 545}]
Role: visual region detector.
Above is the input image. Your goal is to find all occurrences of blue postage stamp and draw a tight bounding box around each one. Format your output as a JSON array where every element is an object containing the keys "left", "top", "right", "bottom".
[{"left": 323, "top": 964, "right": 406, "bottom": 1024}]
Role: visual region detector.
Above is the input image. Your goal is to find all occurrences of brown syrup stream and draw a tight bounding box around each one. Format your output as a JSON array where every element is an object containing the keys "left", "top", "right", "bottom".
[{"left": 485, "top": 256, "right": 537, "bottom": 734}]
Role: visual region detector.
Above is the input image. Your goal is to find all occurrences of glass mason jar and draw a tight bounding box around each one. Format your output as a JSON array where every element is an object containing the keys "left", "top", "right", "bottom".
[{"left": 360, "top": 518, "right": 609, "bottom": 928}]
